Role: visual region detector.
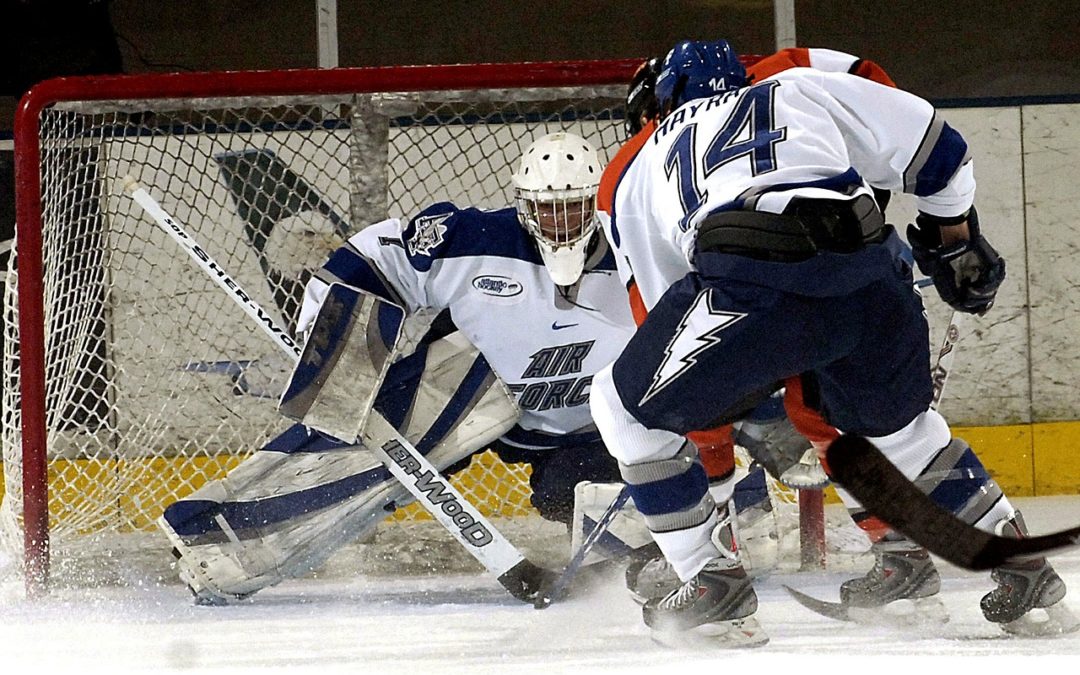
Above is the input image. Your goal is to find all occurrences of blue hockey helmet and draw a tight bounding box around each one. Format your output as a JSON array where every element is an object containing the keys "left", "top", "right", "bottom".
[{"left": 655, "top": 40, "right": 747, "bottom": 117}]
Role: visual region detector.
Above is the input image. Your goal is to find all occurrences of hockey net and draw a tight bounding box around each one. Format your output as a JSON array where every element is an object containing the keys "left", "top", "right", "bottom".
[{"left": 3, "top": 61, "right": 843, "bottom": 592}]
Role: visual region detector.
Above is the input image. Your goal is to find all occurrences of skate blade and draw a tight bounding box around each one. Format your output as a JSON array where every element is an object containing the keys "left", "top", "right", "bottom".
[
  {"left": 650, "top": 616, "right": 769, "bottom": 649},
  {"left": 848, "top": 596, "right": 950, "bottom": 628},
  {"left": 999, "top": 601, "right": 1080, "bottom": 637}
]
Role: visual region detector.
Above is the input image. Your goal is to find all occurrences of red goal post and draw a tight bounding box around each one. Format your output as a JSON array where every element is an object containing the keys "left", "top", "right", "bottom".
[{"left": 7, "top": 56, "right": 826, "bottom": 596}]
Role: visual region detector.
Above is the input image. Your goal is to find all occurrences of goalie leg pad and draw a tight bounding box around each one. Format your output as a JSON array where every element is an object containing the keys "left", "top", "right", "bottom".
[
  {"left": 161, "top": 331, "right": 520, "bottom": 602},
  {"left": 160, "top": 431, "right": 409, "bottom": 601},
  {"left": 571, "top": 482, "right": 653, "bottom": 567}
]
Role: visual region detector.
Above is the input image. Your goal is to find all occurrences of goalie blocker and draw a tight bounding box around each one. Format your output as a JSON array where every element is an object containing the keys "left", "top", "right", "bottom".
[{"left": 159, "top": 285, "right": 528, "bottom": 603}]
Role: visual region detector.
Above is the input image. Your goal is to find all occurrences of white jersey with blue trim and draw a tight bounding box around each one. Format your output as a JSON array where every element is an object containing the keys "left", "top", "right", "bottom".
[
  {"left": 607, "top": 67, "right": 976, "bottom": 311},
  {"left": 298, "top": 203, "right": 636, "bottom": 449}
]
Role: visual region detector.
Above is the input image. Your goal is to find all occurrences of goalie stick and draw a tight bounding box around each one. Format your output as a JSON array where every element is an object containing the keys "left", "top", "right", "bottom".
[{"left": 124, "top": 177, "right": 552, "bottom": 602}]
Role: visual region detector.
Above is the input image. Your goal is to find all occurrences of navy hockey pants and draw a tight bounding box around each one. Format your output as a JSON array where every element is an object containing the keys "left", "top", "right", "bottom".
[{"left": 611, "top": 256, "right": 933, "bottom": 439}]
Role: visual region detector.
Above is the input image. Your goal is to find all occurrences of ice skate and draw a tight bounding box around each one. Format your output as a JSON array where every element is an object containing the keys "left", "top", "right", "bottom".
[
  {"left": 839, "top": 540, "right": 947, "bottom": 625},
  {"left": 626, "top": 496, "right": 776, "bottom": 604},
  {"left": 787, "top": 539, "right": 947, "bottom": 626},
  {"left": 625, "top": 549, "right": 680, "bottom": 605},
  {"left": 642, "top": 556, "right": 767, "bottom": 648},
  {"left": 981, "top": 558, "right": 1079, "bottom": 636},
  {"left": 642, "top": 511, "right": 767, "bottom": 648}
]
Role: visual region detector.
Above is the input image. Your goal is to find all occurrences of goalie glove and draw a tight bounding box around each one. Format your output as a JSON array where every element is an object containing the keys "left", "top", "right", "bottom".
[{"left": 906, "top": 206, "right": 1006, "bottom": 315}]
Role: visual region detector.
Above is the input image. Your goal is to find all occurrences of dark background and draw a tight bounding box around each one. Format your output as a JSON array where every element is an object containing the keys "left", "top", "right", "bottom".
[{"left": 3, "top": 0, "right": 1080, "bottom": 124}]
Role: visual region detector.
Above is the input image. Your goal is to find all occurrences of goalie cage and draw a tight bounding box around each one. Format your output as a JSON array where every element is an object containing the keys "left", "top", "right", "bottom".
[{"left": 3, "top": 58, "right": 845, "bottom": 597}]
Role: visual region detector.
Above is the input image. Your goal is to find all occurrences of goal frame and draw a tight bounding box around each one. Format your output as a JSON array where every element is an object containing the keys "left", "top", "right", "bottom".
[{"left": 10, "top": 59, "right": 638, "bottom": 595}]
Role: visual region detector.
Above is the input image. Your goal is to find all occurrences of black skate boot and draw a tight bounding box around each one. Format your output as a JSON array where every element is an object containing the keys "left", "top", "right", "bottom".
[
  {"left": 980, "top": 558, "right": 1077, "bottom": 635},
  {"left": 642, "top": 556, "right": 767, "bottom": 647},
  {"left": 980, "top": 515, "right": 1078, "bottom": 636},
  {"left": 641, "top": 510, "right": 767, "bottom": 647},
  {"left": 838, "top": 539, "right": 947, "bottom": 625},
  {"left": 626, "top": 496, "right": 778, "bottom": 604}
]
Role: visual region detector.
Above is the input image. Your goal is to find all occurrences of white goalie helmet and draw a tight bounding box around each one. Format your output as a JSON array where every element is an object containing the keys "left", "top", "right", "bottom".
[{"left": 512, "top": 132, "right": 602, "bottom": 286}]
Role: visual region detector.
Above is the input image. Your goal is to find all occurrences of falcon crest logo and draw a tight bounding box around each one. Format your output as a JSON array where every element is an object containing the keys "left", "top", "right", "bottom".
[
  {"left": 640, "top": 289, "right": 746, "bottom": 406},
  {"left": 407, "top": 212, "right": 450, "bottom": 256}
]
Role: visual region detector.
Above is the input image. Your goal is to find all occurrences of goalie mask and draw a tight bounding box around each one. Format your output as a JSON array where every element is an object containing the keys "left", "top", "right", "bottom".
[{"left": 512, "top": 132, "right": 601, "bottom": 286}]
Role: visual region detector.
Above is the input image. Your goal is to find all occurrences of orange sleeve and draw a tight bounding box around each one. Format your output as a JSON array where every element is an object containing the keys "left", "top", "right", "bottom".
[
  {"left": 747, "top": 47, "right": 896, "bottom": 89},
  {"left": 626, "top": 280, "right": 648, "bottom": 326},
  {"left": 597, "top": 120, "right": 655, "bottom": 216},
  {"left": 849, "top": 59, "right": 896, "bottom": 87},
  {"left": 745, "top": 48, "right": 812, "bottom": 83}
]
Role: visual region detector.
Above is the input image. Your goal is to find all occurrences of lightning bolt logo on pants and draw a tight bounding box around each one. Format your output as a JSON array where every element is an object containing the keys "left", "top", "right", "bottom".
[{"left": 640, "top": 289, "right": 746, "bottom": 406}]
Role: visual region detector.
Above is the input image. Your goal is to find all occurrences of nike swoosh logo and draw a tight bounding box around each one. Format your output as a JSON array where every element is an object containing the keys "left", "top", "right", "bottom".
[{"left": 552, "top": 322, "right": 579, "bottom": 330}]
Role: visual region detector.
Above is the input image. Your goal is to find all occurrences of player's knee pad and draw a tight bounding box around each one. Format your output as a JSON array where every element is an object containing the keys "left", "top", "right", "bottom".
[
  {"left": 616, "top": 440, "right": 714, "bottom": 537},
  {"left": 842, "top": 435, "right": 1016, "bottom": 541},
  {"left": 910, "top": 436, "right": 1016, "bottom": 532}
]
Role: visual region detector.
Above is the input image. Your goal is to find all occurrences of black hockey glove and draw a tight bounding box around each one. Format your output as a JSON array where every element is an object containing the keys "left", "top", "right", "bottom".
[{"left": 906, "top": 206, "right": 1006, "bottom": 315}]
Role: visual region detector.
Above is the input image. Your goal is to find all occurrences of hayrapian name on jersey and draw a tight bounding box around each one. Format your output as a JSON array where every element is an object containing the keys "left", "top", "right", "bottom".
[{"left": 652, "top": 86, "right": 746, "bottom": 144}]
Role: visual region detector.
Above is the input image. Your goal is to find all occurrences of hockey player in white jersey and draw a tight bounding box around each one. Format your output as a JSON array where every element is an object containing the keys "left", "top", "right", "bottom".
[
  {"left": 158, "top": 131, "right": 783, "bottom": 605},
  {"left": 589, "top": 39, "right": 1075, "bottom": 646}
]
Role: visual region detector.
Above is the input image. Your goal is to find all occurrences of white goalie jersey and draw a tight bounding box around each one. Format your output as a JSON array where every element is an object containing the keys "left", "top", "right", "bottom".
[{"left": 297, "top": 202, "right": 637, "bottom": 449}]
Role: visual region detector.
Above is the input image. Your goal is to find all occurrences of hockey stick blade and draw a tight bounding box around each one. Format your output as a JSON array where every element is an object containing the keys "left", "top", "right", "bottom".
[
  {"left": 827, "top": 435, "right": 1080, "bottom": 570},
  {"left": 782, "top": 585, "right": 854, "bottom": 621},
  {"left": 784, "top": 584, "right": 950, "bottom": 628},
  {"left": 499, "top": 559, "right": 559, "bottom": 604},
  {"left": 534, "top": 486, "right": 631, "bottom": 609}
]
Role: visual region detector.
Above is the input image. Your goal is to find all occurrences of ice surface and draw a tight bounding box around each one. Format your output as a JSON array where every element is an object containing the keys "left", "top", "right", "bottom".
[{"left": 2, "top": 496, "right": 1079, "bottom": 674}]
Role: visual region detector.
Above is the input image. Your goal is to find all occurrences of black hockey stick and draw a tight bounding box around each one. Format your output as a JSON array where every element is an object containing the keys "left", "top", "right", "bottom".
[{"left": 826, "top": 434, "right": 1080, "bottom": 570}]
